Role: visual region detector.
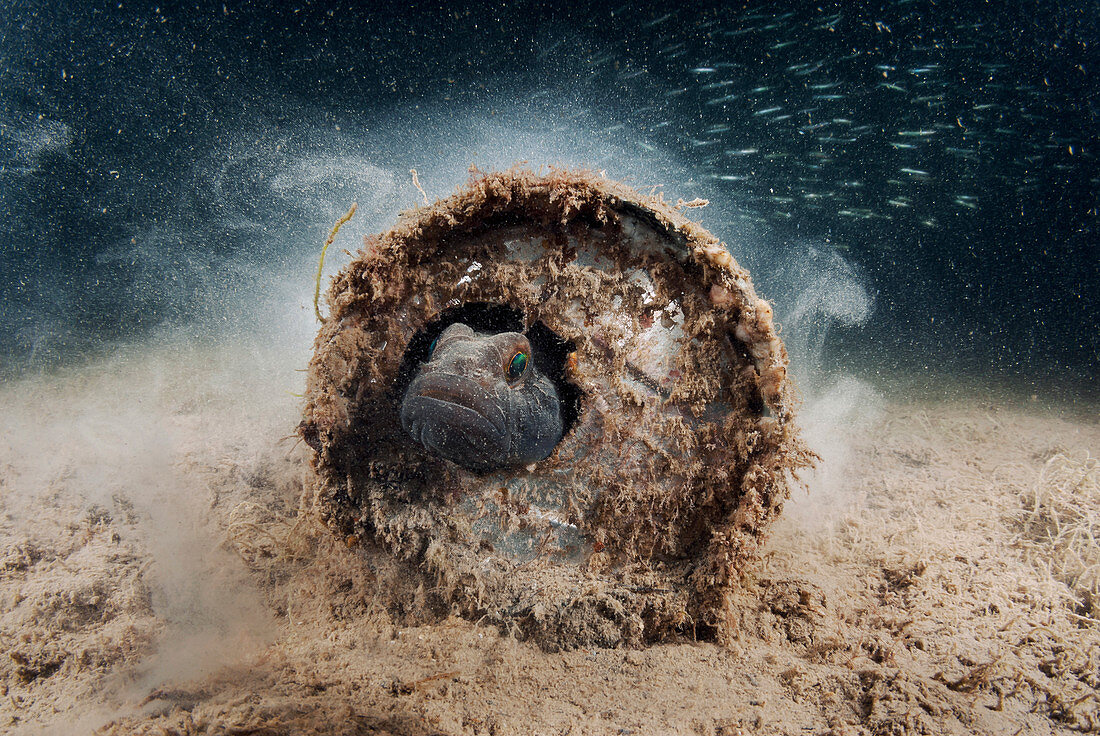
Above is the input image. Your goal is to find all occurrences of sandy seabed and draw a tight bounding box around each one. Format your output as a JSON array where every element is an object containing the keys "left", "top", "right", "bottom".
[{"left": 0, "top": 339, "right": 1097, "bottom": 735}]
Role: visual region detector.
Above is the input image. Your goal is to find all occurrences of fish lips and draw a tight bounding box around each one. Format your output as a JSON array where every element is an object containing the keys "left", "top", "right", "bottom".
[{"left": 400, "top": 372, "right": 511, "bottom": 470}]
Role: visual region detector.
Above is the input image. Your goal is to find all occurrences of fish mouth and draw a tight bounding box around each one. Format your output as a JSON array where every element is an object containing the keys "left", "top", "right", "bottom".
[{"left": 400, "top": 373, "right": 509, "bottom": 469}]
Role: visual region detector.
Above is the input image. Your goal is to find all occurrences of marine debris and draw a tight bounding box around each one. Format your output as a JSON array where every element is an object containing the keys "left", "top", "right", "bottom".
[{"left": 299, "top": 168, "right": 815, "bottom": 648}]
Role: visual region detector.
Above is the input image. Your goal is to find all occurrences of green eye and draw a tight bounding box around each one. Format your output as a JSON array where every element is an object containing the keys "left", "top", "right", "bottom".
[
  {"left": 506, "top": 351, "right": 529, "bottom": 381},
  {"left": 428, "top": 337, "right": 439, "bottom": 356}
]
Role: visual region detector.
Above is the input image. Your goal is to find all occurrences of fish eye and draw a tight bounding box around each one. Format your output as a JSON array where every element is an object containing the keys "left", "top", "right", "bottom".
[
  {"left": 428, "top": 337, "right": 439, "bottom": 356},
  {"left": 506, "top": 350, "right": 529, "bottom": 382}
]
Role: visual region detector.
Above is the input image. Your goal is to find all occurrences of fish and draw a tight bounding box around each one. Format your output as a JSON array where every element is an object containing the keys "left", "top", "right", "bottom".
[
  {"left": 400, "top": 323, "right": 563, "bottom": 472},
  {"left": 706, "top": 93, "right": 740, "bottom": 106},
  {"left": 574, "top": 3, "right": 1093, "bottom": 237}
]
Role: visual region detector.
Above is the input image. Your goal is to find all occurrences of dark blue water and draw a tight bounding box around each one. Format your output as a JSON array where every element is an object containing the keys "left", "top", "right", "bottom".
[{"left": 2, "top": 1, "right": 1096, "bottom": 397}]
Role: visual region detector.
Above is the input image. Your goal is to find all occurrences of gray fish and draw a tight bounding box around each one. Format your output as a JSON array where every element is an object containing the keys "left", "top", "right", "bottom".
[{"left": 400, "top": 323, "right": 563, "bottom": 472}]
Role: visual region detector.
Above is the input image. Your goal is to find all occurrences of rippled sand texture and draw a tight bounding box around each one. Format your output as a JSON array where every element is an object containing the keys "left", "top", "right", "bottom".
[{"left": 1, "top": 342, "right": 1096, "bottom": 735}]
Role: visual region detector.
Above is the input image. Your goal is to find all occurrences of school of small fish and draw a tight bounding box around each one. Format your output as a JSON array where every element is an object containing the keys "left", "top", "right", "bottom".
[{"left": 545, "top": 3, "right": 1094, "bottom": 245}]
